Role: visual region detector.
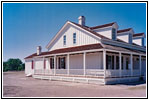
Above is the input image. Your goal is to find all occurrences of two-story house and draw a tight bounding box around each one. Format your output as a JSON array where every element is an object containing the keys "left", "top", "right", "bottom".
[{"left": 25, "top": 16, "right": 146, "bottom": 84}]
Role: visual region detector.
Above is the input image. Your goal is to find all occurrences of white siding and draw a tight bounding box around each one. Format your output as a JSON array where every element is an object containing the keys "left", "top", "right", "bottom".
[
  {"left": 86, "top": 52, "right": 103, "bottom": 69},
  {"left": 133, "top": 38, "right": 142, "bottom": 46},
  {"left": 69, "top": 53, "right": 103, "bottom": 69},
  {"left": 69, "top": 54, "right": 83, "bottom": 69},
  {"left": 117, "top": 34, "right": 129, "bottom": 43},
  {"left": 35, "top": 58, "right": 43, "bottom": 70},
  {"left": 94, "top": 28, "right": 112, "bottom": 39},
  {"left": 25, "top": 59, "right": 33, "bottom": 75},
  {"left": 48, "top": 25, "right": 100, "bottom": 51}
]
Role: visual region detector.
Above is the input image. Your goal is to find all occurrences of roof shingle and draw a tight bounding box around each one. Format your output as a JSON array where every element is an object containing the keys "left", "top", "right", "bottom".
[
  {"left": 133, "top": 33, "right": 145, "bottom": 37},
  {"left": 90, "top": 22, "right": 115, "bottom": 29},
  {"left": 117, "top": 28, "right": 132, "bottom": 33}
]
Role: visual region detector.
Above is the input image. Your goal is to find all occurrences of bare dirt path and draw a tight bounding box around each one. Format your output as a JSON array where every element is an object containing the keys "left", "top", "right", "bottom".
[{"left": 3, "top": 71, "right": 146, "bottom": 97}]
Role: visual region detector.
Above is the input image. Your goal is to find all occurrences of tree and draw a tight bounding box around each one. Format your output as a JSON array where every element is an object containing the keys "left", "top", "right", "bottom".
[
  {"left": 3, "top": 58, "right": 25, "bottom": 72},
  {"left": 18, "top": 63, "right": 25, "bottom": 71},
  {"left": 7, "top": 59, "right": 22, "bottom": 71},
  {"left": 3, "top": 62, "right": 9, "bottom": 72}
]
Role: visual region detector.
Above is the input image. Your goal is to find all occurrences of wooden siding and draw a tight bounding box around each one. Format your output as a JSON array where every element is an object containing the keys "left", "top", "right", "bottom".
[{"left": 48, "top": 25, "right": 100, "bottom": 51}]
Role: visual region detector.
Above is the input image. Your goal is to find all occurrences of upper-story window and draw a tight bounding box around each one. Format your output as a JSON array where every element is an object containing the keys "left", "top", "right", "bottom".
[
  {"left": 129, "top": 33, "right": 132, "bottom": 44},
  {"left": 112, "top": 28, "right": 116, "bottom": 40},
  {"left": 63, "top": 35, "right": 66, "bottom": 45},
  {"left": 73, "top": 33, "right": 76, "bottom": 44}
]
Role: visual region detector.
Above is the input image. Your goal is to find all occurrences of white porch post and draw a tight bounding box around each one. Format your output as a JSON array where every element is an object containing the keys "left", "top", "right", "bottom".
[
  {"left": 67, "top": 54, "right": 70, "bottom": 75},
  {"left": 56, "top": 57, "right": 58, "bottom": 69},
  {"left": 33, "top": 58, "right": 35, "bottom": 74},
  {"left": 83, "top": 52, "right": 86, "bottom": 76},
  {"left": 54, "top": 55, "right": 56, "bottom": 75},
  {"left": 130, "top": 54, "right": 133, "bottom": 76},
  {"left": 48, "top": 57, "right": 50, "bottom": 74},
  {"left": 139, "top": 55, "right": 142, "bottom": 76},
  {"left": 43, "top": 57, "right": 45, "bottom": 75},
  {"left": 103, "top": 50, "right": 106, "bottom": 78},
  {"left": 48, "top": 58, "right": 51, "bottom": 70},
  {"left": 119, "top": 52, "right": 122, "bottom": 77}
]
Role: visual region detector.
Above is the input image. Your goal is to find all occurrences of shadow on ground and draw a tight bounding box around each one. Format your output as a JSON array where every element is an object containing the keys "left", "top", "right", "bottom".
[{"left": 111, "top": 80, "right": 146, "bottom": 86}]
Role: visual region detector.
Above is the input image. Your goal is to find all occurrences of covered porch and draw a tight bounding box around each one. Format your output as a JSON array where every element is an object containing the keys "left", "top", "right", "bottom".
[{"left": 33, "top": 48, "right": 146, "bottom": 79}]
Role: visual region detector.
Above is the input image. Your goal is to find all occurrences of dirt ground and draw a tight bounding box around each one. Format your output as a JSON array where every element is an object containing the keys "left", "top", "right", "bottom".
[{"left": 3, "top": 71, "right": 146, "bottom": 98}]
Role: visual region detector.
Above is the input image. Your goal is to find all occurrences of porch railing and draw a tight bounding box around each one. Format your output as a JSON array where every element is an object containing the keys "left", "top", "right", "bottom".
[
  {"left": 86, "top": 69, "right": 104, "bottom": 76},
  {"left": 34, "top": 69, "right": 140, "bottom": 77},
  {"left": 34, "top": 69, "right": 104, "bottom": 77},
  {"left": 106, "top": 70, "right": 120, "bottom": 77}
]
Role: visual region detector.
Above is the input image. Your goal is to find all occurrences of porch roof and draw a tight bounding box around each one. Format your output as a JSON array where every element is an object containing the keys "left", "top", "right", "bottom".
[
  {"left": 25, "top": 43, "right": 145, "bottom": 59},
  {"left": 25, "top": 43, "right": 103, "bottom": 59},
  {"left": 103, "top": 44, "right": 146, "bottom": 54}
]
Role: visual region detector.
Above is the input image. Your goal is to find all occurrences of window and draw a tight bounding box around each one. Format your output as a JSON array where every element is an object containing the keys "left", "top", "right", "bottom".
[
  {"left": 116, "top": 56, "right": 119, "bottom": 69},
  {"left": 44, "top": 59, "right": 46, "bottom": 69},
  {"left": 106, "top": 55, "right": 112, "bottom": 69},
  {"left": 63, "top": 35, "right": 66, "bottom": 45},
  {"left": 112, "top": 55, "right": 114, "bottom": 69},
  {"left": 58, "top": 57, "right": 66, "bottom": 69},
  {"left": 133, "top": 57, "right": 139, "bottom": 69},
  {"left": 73, "top": 33, "right": 76, "bottom": 44},
  {"left": 106, "top": 55, "right": 109, "bottom": 69},
  {"left": 121, "top": 56, "right": 123, "bottom": 70},
  {"left": 129, "top": 34, "right": 132, "bottom": 44},
  {"left": 106, "top": 55, "right": 115, "bottom": 70},
  {"left": 112, "top": 28, "right": 116, "bottom": 40},
  {"left": 31, "top": 60, "right": 34, "bottom": 69},
  {"left": 126, "top": 57, "right": 129, "bottom": 70},
  {"left": 50, "top": 58, "right": 54, "bottom": 69}
]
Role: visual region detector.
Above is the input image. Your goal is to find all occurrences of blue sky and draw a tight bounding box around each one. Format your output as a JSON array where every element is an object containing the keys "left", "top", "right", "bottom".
[{"left": 3, "top": 3, "right": 146, "bottom": 62}]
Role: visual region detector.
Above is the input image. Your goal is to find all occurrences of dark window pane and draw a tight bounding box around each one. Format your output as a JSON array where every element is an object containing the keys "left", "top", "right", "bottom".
[
  {"left": 73, "top": 33, "right": 76, "bottom": 44},
  {"left": 112, "top": 28, "right": 116, "bottom": 40},
  {"left": 126, "top": 57, "right": 129, "bottom": 70},
  {"left": 116, "top": 56, "right": 119, "bottom": 69},
  {"left": 58, "top": 57, "right": 66, "bottom": 69},
  {"left": 112, "top": 55, "right": 114, "bottom": 69},
  {"left": 106, "top": 55, "right": 108, "bottom": 69},
  {"left": 63, "top": 35, "right": 66, "bottom": 45},
  {"left": 121, "top": 56, "right": 123, "bottom": 69},
  {"left": 50, "top": 58, "right": 54, "bottom": 69}
]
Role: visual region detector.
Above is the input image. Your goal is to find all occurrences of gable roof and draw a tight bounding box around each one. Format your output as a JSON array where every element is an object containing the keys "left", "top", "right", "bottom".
[
  {"left": 117, "top": 28, "right": 132, "bottom": 33},
  {"left": 90, "top": 22, "right": 115, "bottom": 29},
  {"left": 133, "top": 33, "right": 145, "bottom": 37},
  {"left": 46, "top": 21, "right": 110, "bottom": 49}
]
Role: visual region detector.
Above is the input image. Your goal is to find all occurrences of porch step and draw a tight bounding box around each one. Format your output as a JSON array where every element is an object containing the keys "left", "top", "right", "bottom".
[{"left": 33, "top": 75, "right": 105, "bottom": 85}]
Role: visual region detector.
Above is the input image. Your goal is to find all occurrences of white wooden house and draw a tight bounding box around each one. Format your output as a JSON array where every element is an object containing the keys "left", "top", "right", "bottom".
[{"left": 25, "top": 16, "right": 146, "bottom": 84}]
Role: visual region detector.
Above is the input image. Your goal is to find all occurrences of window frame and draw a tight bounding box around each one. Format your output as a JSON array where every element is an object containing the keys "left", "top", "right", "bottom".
[
  {"left": 112, "top": 28, "right": 116, "bottom": 40},
  {"left": 73, "top": 33, "right": 76, "bottom": 44},
  {"left": 63, "top": 35, "right": 66, "bottom": 45}
]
